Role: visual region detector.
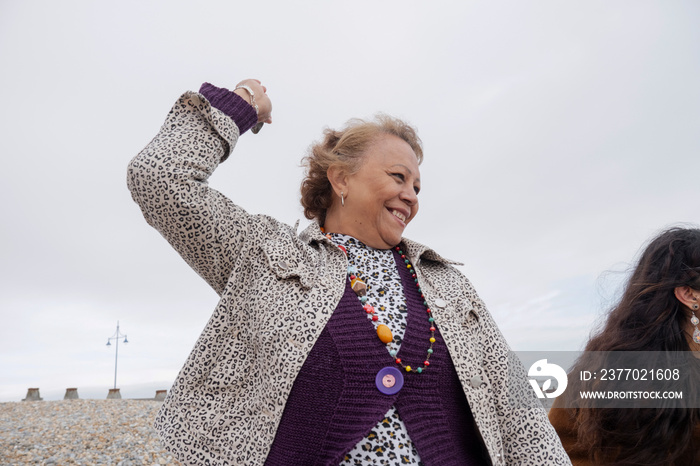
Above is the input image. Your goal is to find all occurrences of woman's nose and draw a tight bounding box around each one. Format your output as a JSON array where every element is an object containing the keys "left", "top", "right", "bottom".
[{"left": 401, "top": 187, "right": 418, "bottom": 205}]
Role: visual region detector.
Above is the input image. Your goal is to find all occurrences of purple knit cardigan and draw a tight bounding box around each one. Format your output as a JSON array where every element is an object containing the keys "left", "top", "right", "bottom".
[
  {"left": 265, "top": 249, "right": 490, "bottom": 465},
  {"left": 199, "top": 82, "right": 258, "bottom": 135}
]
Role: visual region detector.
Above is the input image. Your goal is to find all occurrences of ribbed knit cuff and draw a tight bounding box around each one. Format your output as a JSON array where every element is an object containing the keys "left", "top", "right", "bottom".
[{"left": 198, "top": 82, "right": 258, "bottom": 135}]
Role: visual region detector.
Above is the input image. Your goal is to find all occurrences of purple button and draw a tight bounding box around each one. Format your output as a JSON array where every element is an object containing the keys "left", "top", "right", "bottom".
[{"left": 375, "top": 366, "right": 404, "bottom": 395}]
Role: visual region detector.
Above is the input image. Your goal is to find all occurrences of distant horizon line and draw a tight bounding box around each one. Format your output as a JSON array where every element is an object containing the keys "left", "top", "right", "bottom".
[{"left": 1, "top": 381, "right": 174, "bottom": 403}]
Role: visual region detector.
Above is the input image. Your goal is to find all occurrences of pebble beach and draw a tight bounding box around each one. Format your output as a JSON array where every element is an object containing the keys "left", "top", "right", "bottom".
[{"left": 0, "top": 400, "right": 179, "bottom": 465}]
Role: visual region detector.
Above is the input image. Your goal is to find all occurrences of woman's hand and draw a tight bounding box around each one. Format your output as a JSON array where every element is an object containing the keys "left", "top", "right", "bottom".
[{"left": 233, "top": 79, "right": 272, "bottom": 124}]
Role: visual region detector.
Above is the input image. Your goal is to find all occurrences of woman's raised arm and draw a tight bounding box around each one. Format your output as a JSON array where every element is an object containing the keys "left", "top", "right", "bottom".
[{"left": 126, "top": 80, "right": 272, "bottom": 295}]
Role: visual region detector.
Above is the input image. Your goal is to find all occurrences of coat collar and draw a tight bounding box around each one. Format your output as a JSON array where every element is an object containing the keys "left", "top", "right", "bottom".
[
  {"left": 299, "top": 220, "right": 479, "bottom": 321},
  {"left": 298, "top": 220, "right": 464, "bottom": 267}
]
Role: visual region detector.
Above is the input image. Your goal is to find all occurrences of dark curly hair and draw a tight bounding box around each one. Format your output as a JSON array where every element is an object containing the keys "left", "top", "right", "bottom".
[{"left": 568, "top": 227, "right": 700, "bottom": 465}]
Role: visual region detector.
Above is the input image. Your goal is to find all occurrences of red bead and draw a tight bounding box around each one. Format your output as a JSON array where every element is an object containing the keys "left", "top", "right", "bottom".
[
  {"left": 372, "top": 315, "right": 378, "bottom": 321},
  {"left": 426, "top": 309, "right": 432, "bottom": 313},
  {"left": 349, "top": 274, "right": 356, "bottom": 280},
  {"left": 424, "top": 361, "right": 430, "bottom": 366},
  {"left": 430, "top": 326, "right": 436, "bottom": 332},
  {"left": 395, "top": 358, "right": 402, "bottom": 364},
  {"left": 401, "top": 254, "right": 406, "bottom": 259}
]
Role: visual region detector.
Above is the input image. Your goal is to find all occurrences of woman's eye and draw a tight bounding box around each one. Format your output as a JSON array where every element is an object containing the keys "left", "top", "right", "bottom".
[
  {"left": 392, "top": 173, "right": 405, "bottom": 181},
  {"left": 414, "top": 186, "right": 420, "bottom": 195}
]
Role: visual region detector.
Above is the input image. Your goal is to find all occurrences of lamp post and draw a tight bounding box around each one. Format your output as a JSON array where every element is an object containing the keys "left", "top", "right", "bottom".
[{"left": 106, "top": 321, "right": 128, "bottom": 389}]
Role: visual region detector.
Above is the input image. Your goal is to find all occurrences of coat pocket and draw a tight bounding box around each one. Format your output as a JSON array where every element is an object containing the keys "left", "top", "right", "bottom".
[{"left": 260, "top": 236, "right": 318, "bottom": 289}]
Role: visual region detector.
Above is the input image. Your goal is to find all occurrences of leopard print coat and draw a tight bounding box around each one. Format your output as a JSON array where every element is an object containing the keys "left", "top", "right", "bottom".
[{"left": 127, "top": 91, "right": 571, "bottom": 466}]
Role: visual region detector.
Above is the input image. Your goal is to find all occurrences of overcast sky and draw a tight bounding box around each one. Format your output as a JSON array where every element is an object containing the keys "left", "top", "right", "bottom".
[{"left": 1, "top": 1, "right": 698, "bottom": 402}]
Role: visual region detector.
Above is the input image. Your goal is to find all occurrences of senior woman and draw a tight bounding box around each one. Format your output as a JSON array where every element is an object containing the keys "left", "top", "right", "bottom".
[{"left": 127, "top": 79, "right": 570, "bottom": 465}]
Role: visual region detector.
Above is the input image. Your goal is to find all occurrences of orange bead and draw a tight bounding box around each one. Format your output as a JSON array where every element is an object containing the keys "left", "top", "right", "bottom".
[{"left": 376, "top": 324, "right": 393, "bottom": 344}]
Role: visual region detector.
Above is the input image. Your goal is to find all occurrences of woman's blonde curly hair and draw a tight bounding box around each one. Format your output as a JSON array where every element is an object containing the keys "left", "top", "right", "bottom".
[{"left": 300, "top": 114, "right": 423, "bottom": 225}]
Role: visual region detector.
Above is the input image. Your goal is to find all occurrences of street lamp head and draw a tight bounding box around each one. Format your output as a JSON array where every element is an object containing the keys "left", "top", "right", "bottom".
[
  {"left": 106, "top": 340, "right": 111, "bottom": 346},
  {"left": 123, "top": 337, "right": 128, "bottom": 344}
]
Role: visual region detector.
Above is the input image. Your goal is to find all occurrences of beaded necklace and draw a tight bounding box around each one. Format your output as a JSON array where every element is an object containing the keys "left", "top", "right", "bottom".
[{"left": 324, "top": 229, "right": 436, "bottom": 375}]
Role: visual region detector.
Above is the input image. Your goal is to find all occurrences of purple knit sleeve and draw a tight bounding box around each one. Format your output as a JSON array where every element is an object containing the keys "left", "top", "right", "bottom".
[{"left": 198, "top": 82, "right": 258, "bottom": 135}]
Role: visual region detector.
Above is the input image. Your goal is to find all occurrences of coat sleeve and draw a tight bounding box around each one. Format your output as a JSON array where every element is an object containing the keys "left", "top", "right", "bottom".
[
  {"left": 466, "top": 284, "right": 573, "bottom": 465},
  {"left": 126, "top": 91, "right": 259, "bottom": 295}
]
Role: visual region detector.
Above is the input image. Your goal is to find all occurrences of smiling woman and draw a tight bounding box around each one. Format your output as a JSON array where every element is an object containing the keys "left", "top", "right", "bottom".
[
  {"left": 302, "top": 116, "right": 422, "bottom": 249},
  {"left": 127, "top": 79, "right": 571, "bottom": 465}
]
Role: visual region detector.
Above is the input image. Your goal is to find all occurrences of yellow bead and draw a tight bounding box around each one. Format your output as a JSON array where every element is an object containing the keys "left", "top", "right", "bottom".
[
  {"left": 429, "top": 337, "right": 436, "bottom": 343},
  {"left": 376, "top": 324, "right": 393, "bottom": 344},
  {"left": 406, "top": 366, "right": 412, "bottom": 372}
]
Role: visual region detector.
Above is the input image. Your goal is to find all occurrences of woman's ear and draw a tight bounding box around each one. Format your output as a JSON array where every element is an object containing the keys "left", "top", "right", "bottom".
[
  {"left": 674, "top": 286, "right": 700, "bottom": 309},
  {"left": 327, "top": 165, "right": 349, "bottom": 197}
]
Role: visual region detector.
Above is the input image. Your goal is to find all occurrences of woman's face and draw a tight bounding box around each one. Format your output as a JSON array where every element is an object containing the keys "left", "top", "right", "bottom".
[{"left": 339, "top": 134, "right": 421, "bottom": 249}]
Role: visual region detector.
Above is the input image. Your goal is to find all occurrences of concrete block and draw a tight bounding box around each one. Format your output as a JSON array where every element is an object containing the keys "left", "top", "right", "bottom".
[
  {"left": 64, "top": 388, "right": 80, "bottom": 400},
  {"left": 107, "top": 388, "right": 122, "bottom": 399},
  {"left": 154, "top": 390, "right": 167, "bottom": 401},
  {"left": 22, "top": 388, "right": 43, "bottom": 401}
]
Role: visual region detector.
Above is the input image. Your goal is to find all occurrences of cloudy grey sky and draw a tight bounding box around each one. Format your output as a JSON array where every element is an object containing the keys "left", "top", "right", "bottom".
[{"left": 1, "top": 1, "right": 698, "bottom": 401}]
